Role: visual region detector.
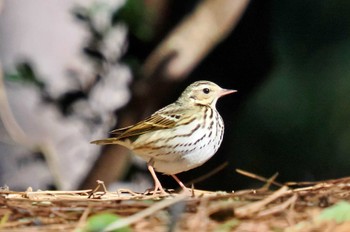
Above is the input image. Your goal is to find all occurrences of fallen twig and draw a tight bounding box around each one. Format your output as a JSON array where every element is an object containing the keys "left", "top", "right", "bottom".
[
  {"left": 236, "top": 169, "right": 284, "bottom": 187},
  {"left": 235, "top": 186, "right": 289, "bottom": 218},
  {"left": 103, "top": 193, "right": 188, "bottom": 231}
]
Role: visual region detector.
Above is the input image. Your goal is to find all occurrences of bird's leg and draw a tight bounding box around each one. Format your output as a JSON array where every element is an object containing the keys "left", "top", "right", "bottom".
[
  {"left": 147, "top": 162, "right": 167, "bottom": 195},
  {"left": 171, "top": 174, "right": 191, "bottom": 194}
]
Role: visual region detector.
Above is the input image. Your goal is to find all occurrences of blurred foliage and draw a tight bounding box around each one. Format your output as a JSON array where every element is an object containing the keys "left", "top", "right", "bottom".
[
  {"left": 112, "top": 0, "right": 155, "bottom": 42},
  {"left": 112, "top": 0, "right": 156, "bottom": 78},
  {"left": 5, "top": 62, "right": 45, "bottom": 90},
  {"left": 73, "top": 4, "right": 112, "bottom": 64},
  {"left": 72, "top": 0, "right": 155, "bottom": 77},
  {"left": 230, "top": 0, "right": 350, "bottom": 182},
  {"left": 81, "top": 213, "right": 131, "bottom": 232},
  {"left": 318, "top": 201, "right": 350, "bottom": 223},
  {"left": 5, "top": 0, "right": 149, "bottom": 117},
  {"left": 217, "top": 218, "right": 240, "bottom": 232}
]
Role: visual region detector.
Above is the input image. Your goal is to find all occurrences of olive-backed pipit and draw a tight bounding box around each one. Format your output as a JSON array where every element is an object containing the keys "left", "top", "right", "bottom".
[{"left": 91, "top": 80, "right": 236, "bottom": 194}]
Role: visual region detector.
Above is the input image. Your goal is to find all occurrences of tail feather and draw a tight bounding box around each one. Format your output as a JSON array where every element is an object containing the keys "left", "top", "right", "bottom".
[{"left": 90, "top": 138, "right": 123, "bottom": 145}]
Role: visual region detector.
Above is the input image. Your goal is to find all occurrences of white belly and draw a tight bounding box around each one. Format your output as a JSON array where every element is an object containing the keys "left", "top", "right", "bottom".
[{"left": 132, "top": 108, "right": 224, "bottom": 175}]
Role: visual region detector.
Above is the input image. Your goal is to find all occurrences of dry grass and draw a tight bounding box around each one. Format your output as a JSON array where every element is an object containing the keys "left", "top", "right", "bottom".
[{"left": 1, "top": 171, "right": 350, "bottom": 232}]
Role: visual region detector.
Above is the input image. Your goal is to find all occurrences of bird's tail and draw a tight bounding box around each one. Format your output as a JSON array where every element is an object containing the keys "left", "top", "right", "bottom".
[{"left": 90, "top": 138, "right": 124, "bottom": 146}]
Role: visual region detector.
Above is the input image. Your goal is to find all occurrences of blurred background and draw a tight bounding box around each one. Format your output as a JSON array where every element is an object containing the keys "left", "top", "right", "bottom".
[{"left": 0, "top": 0, "right": 350, "bottom": 192}]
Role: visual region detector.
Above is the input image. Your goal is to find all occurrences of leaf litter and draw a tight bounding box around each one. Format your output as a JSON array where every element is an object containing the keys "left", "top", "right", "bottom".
[{"left": 0, "top": 170, "right": 350, "bottom": 231}]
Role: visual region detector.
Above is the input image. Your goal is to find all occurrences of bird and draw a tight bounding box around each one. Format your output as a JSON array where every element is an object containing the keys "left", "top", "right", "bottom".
[{"left": 91, "top": 80, "right": 236, "bottom": 194}]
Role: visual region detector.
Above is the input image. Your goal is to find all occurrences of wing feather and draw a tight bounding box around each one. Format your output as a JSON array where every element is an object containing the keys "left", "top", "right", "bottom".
[{"left": 110, "top": 108, "right": 182, "bottom": 139}]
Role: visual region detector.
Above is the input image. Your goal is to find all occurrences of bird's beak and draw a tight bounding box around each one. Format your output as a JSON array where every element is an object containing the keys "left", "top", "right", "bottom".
[{"left": 220, "top": 89, "right": 237, "bottom": 97}]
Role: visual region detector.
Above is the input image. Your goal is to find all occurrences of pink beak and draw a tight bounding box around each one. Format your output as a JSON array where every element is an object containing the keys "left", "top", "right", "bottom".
[{"left": 220, "top": 88, "right": 237, "bottom": 97}]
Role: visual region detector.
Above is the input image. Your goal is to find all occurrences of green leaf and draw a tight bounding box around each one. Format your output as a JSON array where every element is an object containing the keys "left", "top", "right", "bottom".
[
  {"left": 112, "top": 0, "right": 155, "bottom": 41},
  {"left": 5, "top": 62, "right": 45, "bottom": 89},
  {"left": 317, "top": 201, "right": 350, "bottom": 223},
  {"left": 83, "top": 213, "right": 131, "bottom": 232},
  {"left": 215, "top": 218, "right": 240, "bottom": 232}
]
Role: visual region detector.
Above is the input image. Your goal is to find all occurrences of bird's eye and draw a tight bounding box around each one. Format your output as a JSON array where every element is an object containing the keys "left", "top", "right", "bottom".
[{"left": 203, "top": 88, "right": 210, "bottom": 94}]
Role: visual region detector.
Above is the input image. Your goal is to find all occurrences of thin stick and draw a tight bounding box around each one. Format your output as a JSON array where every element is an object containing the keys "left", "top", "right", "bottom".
[
  {"left": 257, "top": 194, "right": 297, "bottom": 218},
  {"left": 236, "top": 169, "right": 284, "bottom": 187},
  {"left": 88, "top": 180, "right": 108, "bottom": 198},
  {"left": 103, "top": 194, "right": 188, "bottom": 231},
  {"left": 75, "top": 204, "right": 91, "bottom": 230},
  {"left": 234, "top": 186, "right": 289, "bottom": 218},
  {"left": 188, "top": 162, "right": 229, "bottom": 186},
  {"left": 261, "top": 172, "right": 280, "bottom": 190}
]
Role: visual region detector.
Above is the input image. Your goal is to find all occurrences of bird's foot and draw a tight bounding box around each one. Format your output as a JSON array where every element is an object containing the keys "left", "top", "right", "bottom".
[
  {"left": 170, "top": 175, "right": 194, "bottom": 196},
  {"left": 144, "top": 185, "right": 169, "bottom": 196}
]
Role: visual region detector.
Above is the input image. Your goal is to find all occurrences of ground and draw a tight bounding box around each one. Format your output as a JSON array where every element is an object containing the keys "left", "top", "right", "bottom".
[{"left": 1, "top": 173, "right": 350, "bottom": 232}]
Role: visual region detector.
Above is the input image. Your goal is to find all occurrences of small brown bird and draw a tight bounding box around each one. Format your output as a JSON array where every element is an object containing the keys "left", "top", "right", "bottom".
[{"left": 91, "top": 80, "right": 236, "bottom": 194}]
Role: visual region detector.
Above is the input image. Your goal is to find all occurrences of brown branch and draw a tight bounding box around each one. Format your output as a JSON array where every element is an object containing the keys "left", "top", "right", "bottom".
[
  {"left": 0, "top": 64, "right": 33, "bottom": 147},
  {"left": 143, "top": 0, "right": 251, "bottom": 80},
  {"left": 0, "top": 64, "right": 65, "bottom": 189}
]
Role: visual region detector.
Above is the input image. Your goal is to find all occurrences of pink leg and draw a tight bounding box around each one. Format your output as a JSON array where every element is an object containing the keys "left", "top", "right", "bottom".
[
  {"left": 147, "top": 163, "right": 166, "bottom": 195},
  {"left": 171, "top": 175, "right": 190, "bottom": 194}
]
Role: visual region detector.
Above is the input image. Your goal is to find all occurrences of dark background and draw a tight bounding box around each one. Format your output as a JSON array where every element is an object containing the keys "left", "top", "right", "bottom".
[{"left": 126, "top": 0, "right": 350, "bottom": 190}]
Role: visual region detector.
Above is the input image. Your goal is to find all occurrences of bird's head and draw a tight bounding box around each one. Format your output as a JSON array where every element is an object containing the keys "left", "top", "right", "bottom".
[{"left": 178, "top": 80, "right": 237, "bottom": 108}]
